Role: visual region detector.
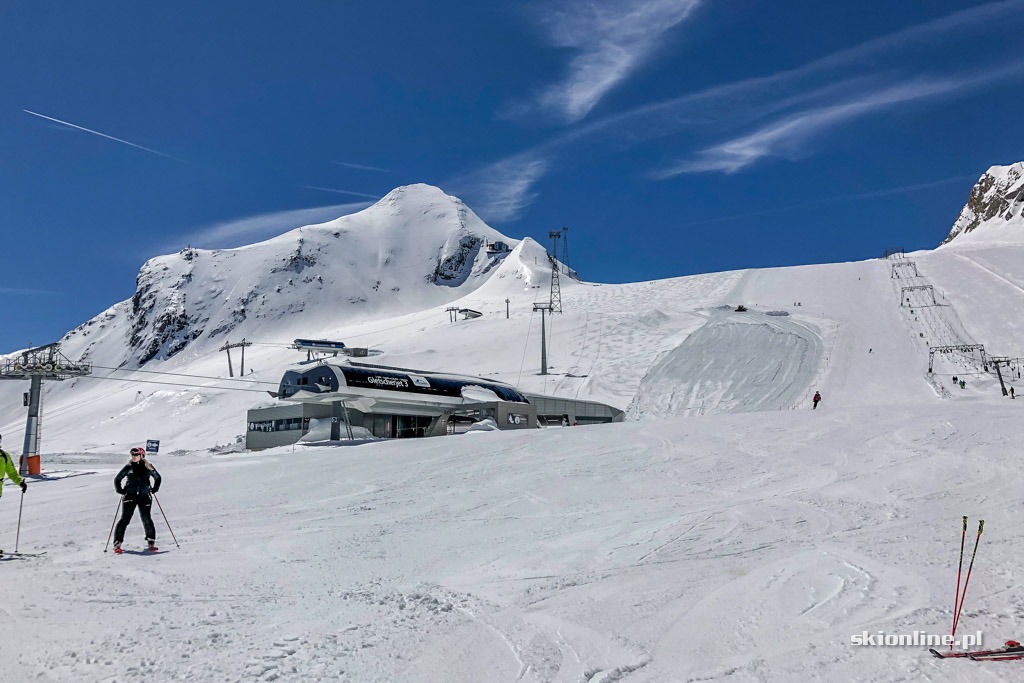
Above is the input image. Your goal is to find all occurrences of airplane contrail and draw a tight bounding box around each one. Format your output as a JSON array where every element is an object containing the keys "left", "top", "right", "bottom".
[
  {"left": 299, "top": 185, "right": 381, "bottom": 199},
  {"left": 23, "top": 109, "right": 186, "bottom": 162},
  {"left": 331, "top": 160, "right": 389, "bottom": 172}
]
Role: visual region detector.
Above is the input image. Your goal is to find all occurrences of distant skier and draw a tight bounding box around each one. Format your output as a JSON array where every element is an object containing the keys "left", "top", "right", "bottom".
[
  {"left": 812, "top": 391, "right": 822, "bottom": 409},
  {"left": 113, "top": 447, "right": 162, "bottom": 554},
  {"left": 0, "top": 433, "right": 27, "bottom": 502},
  {"left": 1011, "top": 386, "right": 1015, "bottom": 399},
  {"left": 960, "top": 380, "right": 966, "bottom": 390},
  {"left": 952, "top": 375, "right": 958, "bottom": 385}
]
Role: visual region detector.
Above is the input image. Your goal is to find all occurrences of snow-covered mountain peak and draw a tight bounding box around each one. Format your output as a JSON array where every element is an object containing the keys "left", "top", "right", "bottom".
[
  {"left": 374, "top": 183, "right": 463, "bottom": 212},
  {"left": 941, "top": 162, "right": 1024, "bottom": 246},
  {"left": 58, "top": 184, "right": 521, "bottom": 368}
]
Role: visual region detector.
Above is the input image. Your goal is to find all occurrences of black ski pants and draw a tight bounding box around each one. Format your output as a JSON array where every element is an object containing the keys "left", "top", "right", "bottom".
[{"left": 114, "top": 497, "right": 156, "bottom": 543}]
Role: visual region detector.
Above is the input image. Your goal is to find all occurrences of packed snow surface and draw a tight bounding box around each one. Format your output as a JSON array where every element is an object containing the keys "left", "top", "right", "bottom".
[
  {"left": 1, "top": 185, "right": 1024, "bottom": 681},
  {"left": 3, "top": 401, "right": 1023, "bottom": 682}
]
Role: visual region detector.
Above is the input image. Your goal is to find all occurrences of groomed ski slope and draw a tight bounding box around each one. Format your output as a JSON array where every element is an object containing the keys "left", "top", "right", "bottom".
[
  {"left": 0, "top": 239, "right": 1021, "bottom": 681},
  {"left": 1, "top": 400, "right": 1022, "bottom": 682}
]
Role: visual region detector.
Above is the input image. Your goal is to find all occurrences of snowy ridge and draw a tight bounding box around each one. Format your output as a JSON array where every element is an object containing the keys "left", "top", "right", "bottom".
[{"left": 941, "top": 162, "right": 1024, "bottom": 246}]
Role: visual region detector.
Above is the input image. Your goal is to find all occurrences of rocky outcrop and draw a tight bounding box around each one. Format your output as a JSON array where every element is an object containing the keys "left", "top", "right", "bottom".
[
  {"left": 129, "top": 248, "right": 206, "bottom": 365},
  {"left": 942, "top": 163, "right": 1024, "bottom": 244}
]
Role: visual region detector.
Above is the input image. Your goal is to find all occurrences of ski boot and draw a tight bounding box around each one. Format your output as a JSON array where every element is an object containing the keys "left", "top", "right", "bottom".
[{"left": 113, "top": 542, "right": 123, "bottom": 554}]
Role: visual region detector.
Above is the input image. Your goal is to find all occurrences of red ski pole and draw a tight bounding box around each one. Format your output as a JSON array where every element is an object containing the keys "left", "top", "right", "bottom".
[
  {"left": 949, "top": 516, "right": 967, "bottom": 650},
  {"left": 951, "top": 519, "right": 984, "bottom": 646}
]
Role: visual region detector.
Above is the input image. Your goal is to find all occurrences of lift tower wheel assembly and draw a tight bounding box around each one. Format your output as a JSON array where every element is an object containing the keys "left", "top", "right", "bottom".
[{"left": 0, "top": 343, "right": 91, "bottom": 476}]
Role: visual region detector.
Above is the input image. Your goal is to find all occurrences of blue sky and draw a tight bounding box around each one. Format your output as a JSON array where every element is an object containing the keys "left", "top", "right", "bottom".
[{"left": 2, "top": 0, "right": 1023, "bottom": 352}]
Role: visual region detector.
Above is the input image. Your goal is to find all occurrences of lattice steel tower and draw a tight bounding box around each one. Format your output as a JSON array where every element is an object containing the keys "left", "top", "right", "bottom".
[{"left": 548, "top": 230, "right": 562, "bottom": 313}]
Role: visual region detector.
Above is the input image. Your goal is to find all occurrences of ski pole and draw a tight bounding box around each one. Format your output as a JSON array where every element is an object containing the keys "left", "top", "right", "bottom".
[
  {"left": 951, "top": 519, "right": 984, "bottom": 645},
  {"left": 950, "top": 516, "right": 968, "bottom": 650},
  {"left": 15, "top": 488, "right": 25, "bottom": 553},
  {"left": 103, "top": 496, "right": 124, "bottom": 553},
  {"left": 153, "top": 494, "right": 180, "bottom": 549}
]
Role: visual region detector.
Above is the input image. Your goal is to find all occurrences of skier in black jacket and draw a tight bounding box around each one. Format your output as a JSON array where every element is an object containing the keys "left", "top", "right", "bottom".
[{"left": 113, "top": 447, "right": 162, "bottom": 553}]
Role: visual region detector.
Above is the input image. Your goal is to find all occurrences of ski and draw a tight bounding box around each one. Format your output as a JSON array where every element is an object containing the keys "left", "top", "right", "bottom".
[
  {"left": 970, "top": 654, "right": 1024, "bottom": 661},
  {"left": 931, "top": 642, "right": 1023, "bottom": 659},
  {"left": 931, "top": 649, "right": 977, "bottom": 659},
  {"left": 0, "top": 551, "right": 47, "bottom": 558}
]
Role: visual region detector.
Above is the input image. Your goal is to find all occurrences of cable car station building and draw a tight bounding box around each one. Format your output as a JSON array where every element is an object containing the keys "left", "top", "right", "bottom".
[{"left": 245, "top": 360, "right": 623, "bottom": 450}]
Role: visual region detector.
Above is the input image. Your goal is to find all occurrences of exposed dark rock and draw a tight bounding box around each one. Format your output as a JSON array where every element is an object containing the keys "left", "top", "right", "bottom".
[
  {"left": 943, "top": 162, "right": 1024, "bottom": 244},
  {"left": 429, "top": 235, "right": 481, "bottom": 286}
]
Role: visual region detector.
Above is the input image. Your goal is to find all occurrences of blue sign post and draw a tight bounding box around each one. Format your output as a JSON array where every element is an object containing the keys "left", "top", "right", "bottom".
[{"left": 146, "top": 439, "right": 160, "bottom": 453}]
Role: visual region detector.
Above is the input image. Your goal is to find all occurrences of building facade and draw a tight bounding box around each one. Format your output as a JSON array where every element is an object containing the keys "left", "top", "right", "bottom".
[{"left": 245, "top": 364, "right": 623, "bottom": 450}]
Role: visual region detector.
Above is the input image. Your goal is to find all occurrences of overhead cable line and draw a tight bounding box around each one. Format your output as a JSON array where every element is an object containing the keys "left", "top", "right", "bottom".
[
  {"left": 82, "top": 374, "right": 271, "bottom": 393},
  {"left": 89, "top": 364, "right": 279, "bottom": 386}
]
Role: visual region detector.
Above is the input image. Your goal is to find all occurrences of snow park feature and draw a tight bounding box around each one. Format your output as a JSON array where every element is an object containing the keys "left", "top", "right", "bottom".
[{"left": 0, "top": 174, "right": 1023, "bottom": 680}]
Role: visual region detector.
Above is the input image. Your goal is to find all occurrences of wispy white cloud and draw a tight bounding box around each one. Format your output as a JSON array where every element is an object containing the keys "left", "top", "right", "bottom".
[
  {"left": 176, "top": 202, "right": 373, "bottom": 250},
  {"left": 459, "top": 1, "right": 1024, "bottom": 218},
  {"left": 0, "top": 286, "right": 56, "bottom": 295},
  {"left": 449, "top": 155, "right": 549, "bottom": 223},
  {"left": 577, "top": 0, "right": 1024, "bottom": 139},
  {"left": 513, "top": 0, "right": 701, "bottom": 123},
  {"left": 23, "top": 109, "right": 186, "bottom": 162},
  {"left": 298, "top": 185, "right": 382, "bottom": 199},
  {"left": 655, "top": 82, "right": 944, "bottom": 175},
  {"left": 673, "top": 175, "right": 976, "bottom": 227},
  {"left": 657, "top": 63, "right": 1024, "bottom": 176},
  {"left": 790, "top": 0, "right": 1024, "bottom": 75},
  {"left": 331, "top": 160, "right": 389, "bottom": 172}
]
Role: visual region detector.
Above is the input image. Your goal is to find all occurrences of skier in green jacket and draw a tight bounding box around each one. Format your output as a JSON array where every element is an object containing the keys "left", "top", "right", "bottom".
[{"left": 0, "top": 433, "right": 28, "bottom": 498}]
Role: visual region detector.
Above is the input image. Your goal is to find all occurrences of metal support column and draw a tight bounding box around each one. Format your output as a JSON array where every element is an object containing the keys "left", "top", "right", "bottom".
[
  {"left": 995, "top": 363, "right": 1008, "bottom": 396},
  {"left": 540, "top": 310, "right": 547, "bottom": 375},
  {"left": 533, "top": 303, "right": 552, "bottom": 375},
  {"left": 21, "top": 375, "right": 42, "bottom": 476}
]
